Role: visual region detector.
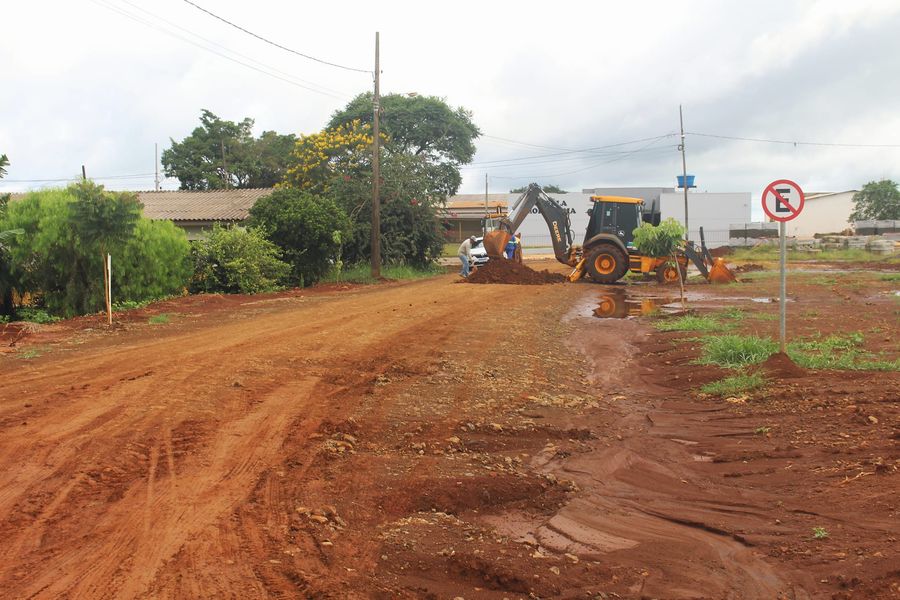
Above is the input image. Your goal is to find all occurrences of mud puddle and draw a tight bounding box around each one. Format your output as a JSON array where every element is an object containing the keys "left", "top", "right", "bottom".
[{"left": 573, "top": 288, "right": 684, "bottom": 319}]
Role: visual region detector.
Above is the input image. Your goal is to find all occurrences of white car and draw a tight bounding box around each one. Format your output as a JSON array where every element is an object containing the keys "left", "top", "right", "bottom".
[{"left": 470, "top": 237, "right": 490, "bottom": 266}]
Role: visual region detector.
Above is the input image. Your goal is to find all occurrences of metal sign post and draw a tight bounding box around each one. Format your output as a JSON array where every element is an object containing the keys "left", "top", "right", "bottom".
[{"left": 762, "top": 180, "right": 805, "bottom": 353}]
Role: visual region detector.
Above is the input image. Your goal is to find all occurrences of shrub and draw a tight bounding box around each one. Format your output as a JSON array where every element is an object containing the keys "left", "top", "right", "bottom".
[
  {"left": 632, "top": 218, "right": 686, "bottom": 258},
  {"left": 117, "top": 219, "right": 191, "bottom": 302},
  {"left": 247, "top": 188, "right": 350, "bottom": 286},
  {"left": 0, "top": 185, "right": 192, "bottom": 317},
  {"left": 191, "top": 224, "right": 290, "bottom": 294}
]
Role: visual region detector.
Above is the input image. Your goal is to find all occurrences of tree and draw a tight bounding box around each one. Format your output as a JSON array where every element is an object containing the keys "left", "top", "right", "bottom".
[
  {"left": 162, "top": 110, "right": 296, "bottom": 190},
  {"left": 0, "top": 185, "right": 190, "bottom": 317},
  {"left": 282, "top": 119, "right": 375, "bottom": 194},
  {"left": 850, "top": 179, "right": 900, "bottom": 221},
  {"left": 190, "top": 225, "right": 290, "bottom": 294},
  {"left": 0, "top": 153, "right": 8, "bottom": 179},
  {"left": 247, "top": 188, "right": 350, "bottom": 285},
  {"left": 327, "top": 93, "right": 480, "bottom": 197},
  {"left": 511, "top": 184, "right": 567, "bottom": 194}
]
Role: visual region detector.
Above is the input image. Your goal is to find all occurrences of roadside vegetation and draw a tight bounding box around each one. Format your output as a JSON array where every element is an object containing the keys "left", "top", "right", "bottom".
[
  {"left": 700, "top": 372, "right": 767, "bottom": 396},
  {"left": 729, "top": 246, "right": 897, "bottom": 263}
]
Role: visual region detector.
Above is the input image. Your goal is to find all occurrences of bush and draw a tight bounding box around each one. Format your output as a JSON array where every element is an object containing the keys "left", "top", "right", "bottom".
[
  {"left": 191, "top": 224, "right": 290, "bottom": 294},
  {"left": 632, "top": 218, "right": 685, "bottom": 257},
  {"left": 247, "top": 188, "right": 350, "bottom": 286},
  {"left": 117, "top": 219, "right": 191, "bottom": 302},
  {"left": 0, "top": 184, "right": 191, "bottom": 317}
]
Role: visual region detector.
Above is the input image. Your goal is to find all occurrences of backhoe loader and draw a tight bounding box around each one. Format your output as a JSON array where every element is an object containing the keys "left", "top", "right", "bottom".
[{"left": 482, "top": 183, "right": 736, "bottom": 284}]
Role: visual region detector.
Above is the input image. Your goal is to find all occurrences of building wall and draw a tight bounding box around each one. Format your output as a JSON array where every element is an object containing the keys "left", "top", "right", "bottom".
[
  {"left": 779, "top": 192, "right": 856, "bottom": 237},
  {"left": 659, "top": 192, "right": 751, "bottom": 247}
]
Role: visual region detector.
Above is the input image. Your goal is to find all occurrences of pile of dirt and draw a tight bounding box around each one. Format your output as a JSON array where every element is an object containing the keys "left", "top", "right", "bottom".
[
  {"left": 759, "top": 352, "right": 808, "bottom": 378},
  {"left": 733, "top": 263, "right": 765, "bottom": 273},
  {"left": 466, "top": 259, "right": 566, "bottom": 285},
  {"left": 709, "top": 246, "right": 734, "bottom": 258}
]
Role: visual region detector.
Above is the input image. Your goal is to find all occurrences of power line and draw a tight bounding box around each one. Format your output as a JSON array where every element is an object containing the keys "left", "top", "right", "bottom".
[
  {"left": 479, "top": 132, "right": 678, "bottom": 156},
  {"left": 182, "top": 0, "right": 371, "bottom": 74},
  {"left": 464, "top": 136, "right": 677, "bottom": 168},
  {"left": 118, "top": 0, "right": 351, "bottom": 98},
  {"left": 90, "top": 0, "right": 349, "bottom": 100},
  {"left": 2, "top": 173, "right": 160, "bottom": 183},
  {"left": 687, "top": 131, "right": 900, "bottom": 149}
]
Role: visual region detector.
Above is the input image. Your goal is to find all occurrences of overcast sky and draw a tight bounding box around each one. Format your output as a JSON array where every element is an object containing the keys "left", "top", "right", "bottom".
[{"left": 3, "top": 0, "right": 900, "bottom": 220}]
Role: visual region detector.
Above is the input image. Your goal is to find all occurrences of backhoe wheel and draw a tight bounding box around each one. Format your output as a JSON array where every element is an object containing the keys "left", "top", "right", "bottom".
[
  {"left": 656, "top": 263, "right": 687, "bottom": 284},
  {"left": 586, "top": 245, "right": 628, "bottom": 284}
]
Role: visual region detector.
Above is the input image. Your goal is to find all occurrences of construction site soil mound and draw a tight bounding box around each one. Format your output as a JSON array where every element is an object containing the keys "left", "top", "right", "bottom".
[
  {"left": 759, "top": 351, "right": 808, "bottom": 378},
  {"left": 734, "top": 263, "right": 765, "bottom": 273},
  {"left": 709, "top": 246, "right": 734, "bottom": 257},
  {"left": 465, "top": 259, "right": 566, "bottom": 285}
]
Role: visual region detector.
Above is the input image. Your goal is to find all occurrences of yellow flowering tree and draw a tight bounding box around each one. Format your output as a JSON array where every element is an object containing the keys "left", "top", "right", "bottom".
[{"left": 282, "top": 119, "right": 379, "bottom": 193}]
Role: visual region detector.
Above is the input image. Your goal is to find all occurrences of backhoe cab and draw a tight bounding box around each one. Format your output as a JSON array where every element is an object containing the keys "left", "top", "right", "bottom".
[{"left": 483, "top": 183, "right": 736, "bottom": 285}]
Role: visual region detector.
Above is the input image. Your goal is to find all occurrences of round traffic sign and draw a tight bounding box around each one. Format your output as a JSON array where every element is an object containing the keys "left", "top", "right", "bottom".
[{"left": 762, "top": 179, "right": 805, "bottom": 222}]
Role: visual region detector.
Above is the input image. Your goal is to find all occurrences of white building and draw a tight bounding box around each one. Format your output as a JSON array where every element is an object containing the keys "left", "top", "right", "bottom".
[
  {"left": 770, "top": 191, "right": 857, "bottom": 238},
  {"left": 658, "top": 191, "right": 752, "bottom": 247}
]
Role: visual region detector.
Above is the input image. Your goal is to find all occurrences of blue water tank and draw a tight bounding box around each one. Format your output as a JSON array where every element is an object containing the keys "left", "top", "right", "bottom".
[{"left": 677, "top": 175, "right": 696, "bottom": 188}]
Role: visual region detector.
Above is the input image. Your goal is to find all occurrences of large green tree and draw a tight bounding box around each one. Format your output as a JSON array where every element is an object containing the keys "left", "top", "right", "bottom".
[
  {"left": 850, "top": 179, "right": 900, "bottom": 221},
  {"left": 328, "top": 93, "right": 480, "bottom": 197},
  {"left": 162, "top": 110, "right": 296, "bottom": 190},
  {"left": 247, "top": 188, "right": 350, "bottom": 285}
]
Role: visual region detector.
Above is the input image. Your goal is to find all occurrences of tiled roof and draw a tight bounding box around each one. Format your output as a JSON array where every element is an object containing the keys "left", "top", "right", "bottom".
[{"left": 137, "top": 188, "right": 274, "bottom": 221}]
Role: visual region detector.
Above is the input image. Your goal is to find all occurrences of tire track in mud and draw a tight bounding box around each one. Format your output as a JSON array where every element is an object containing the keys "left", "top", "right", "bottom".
[
  {"left": 507, "top": 316, "right": 808, "bottom": 599},
  {"left": 0, "top": 278, "right": 508, "bottom": 599}
]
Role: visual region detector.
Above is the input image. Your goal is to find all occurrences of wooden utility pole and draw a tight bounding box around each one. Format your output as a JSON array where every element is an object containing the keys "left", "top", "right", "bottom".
[
  {"left": 370, "top": 31, "right": 381, "bottom": 279},
  {"left": 154, "top": 143, "right": 160, "bottom": 191},
  {"left": 221, "top": 139, "right": 229, "bottom": 189},
  {"left": 82, "top": 165, "right": 86, "bottom": 181},
  {"left": 679, "top": 105, "right": 689, "bottom": 241}
]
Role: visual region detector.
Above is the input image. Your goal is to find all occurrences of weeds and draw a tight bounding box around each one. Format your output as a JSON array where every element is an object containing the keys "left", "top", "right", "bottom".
[
  {"left": 700, "top": 372, "right": 767, "bottom": 396},
  {"left": 323, "top": 263, "right": 444, "bottom": 284},
  {"left": 880, "top": 273, "right": 900, "bottom": 282},
  {"left": 655, "top": 314, "right": 725, "bottom": 332},
  {"left": 15, "top": 308, "right": 60, "bottom": 324},
  {"left": 787, "top": 332, "right": 899, "bottom": 371},
  {"left": 754, "top": 426, "right": 771, "bottom": 435},
  {"left": 696, "top": 335, "right": 778, "bottom": 368},
  {"left": 15, "top": 348, "right": 43, "bottom": 359},
  {"left": 718, "top": 307, "right": 745, "bottom": 320},
  {"left": 812, "top": 527, "right": 829, "bottom": 540},
  {"left": 148, "top": 313, "right": 171, "bottom": 325}
]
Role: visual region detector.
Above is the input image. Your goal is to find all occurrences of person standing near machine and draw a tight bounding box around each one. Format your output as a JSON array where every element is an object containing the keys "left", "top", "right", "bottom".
[{"left": 457, "top": 235, "right": 477, "bottom": 278}]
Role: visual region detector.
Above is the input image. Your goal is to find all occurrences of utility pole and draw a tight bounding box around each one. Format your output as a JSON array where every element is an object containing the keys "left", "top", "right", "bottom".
[
  {"left": 679, "top": 105, "right": 689, "bottom": 241},
  {"left": 154, "top": 143, "right": 160, "bottom": 191},
  {"left": 370, "top": 31, "right": 381, "bottom": 279},
  {"left": 220, "top": 139, "right": 229, "bottom": 189},
  {"left": 82, "top": 165, "right": 86, "bottom": 181}
]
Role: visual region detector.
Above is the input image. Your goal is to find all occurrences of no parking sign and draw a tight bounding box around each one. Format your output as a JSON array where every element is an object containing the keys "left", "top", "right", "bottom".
[
  {"left": 762, "top": 179, "right": 805, "bottom": 353},
  {"left": 762, "top": 179, "right": 805, "bottom": 222}
]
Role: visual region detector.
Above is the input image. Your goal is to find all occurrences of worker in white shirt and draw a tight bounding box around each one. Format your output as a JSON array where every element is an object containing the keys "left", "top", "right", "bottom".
[{"left": 457, "top": 235, "right": 477, "bottom": 278}]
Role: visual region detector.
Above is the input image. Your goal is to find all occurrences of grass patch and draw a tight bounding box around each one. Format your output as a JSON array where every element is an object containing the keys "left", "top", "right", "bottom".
[
  {"left": 696, "top": 334, "right": 778, "bottom": 368},
  {"left": 700, "top": 372, "right": 767, "bottom": 396},
  {"left": 148, "top": 313, "right": 171, "bottom": 325},
  {"left": 323, "top": 263, "right": 444, "bottom": 284},
  {"left": 718, "top": 307, "right": 745, "bottom": 320},
  {"left": 787, "top": 332, "right": 899, "bottom": 371},
  {"left": 655, "top": 314, "right": 724, "bottom": 332},
  {"left": 15, "top": 308, "right": 61, "bottom": 324},
  {"left": 880, "top": 273, "right": 900, "bottom": 282},
  {"left": 15, "top": 347, "right": 45, "bottom": 359},
  {"left": 729, "top": 247, "right": 894, "bottom": 263}
]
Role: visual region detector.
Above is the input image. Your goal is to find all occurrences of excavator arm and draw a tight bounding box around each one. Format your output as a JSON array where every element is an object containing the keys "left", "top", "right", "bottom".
[{"left": 482, "top": 183, "right": 578, "bottom": 265}]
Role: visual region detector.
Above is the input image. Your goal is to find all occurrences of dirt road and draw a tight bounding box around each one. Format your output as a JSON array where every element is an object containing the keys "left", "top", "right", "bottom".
[{"left": 0, "top": 265, "right": 897, "bottom": 599}]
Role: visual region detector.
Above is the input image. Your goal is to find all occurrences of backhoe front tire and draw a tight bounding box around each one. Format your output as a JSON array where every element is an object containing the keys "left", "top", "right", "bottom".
[
  {"left": 656, "top": 263, "right": 687, "bottom": 284},
  {"left": 586, "top": 245, "right": 628, "bottom": 284}
]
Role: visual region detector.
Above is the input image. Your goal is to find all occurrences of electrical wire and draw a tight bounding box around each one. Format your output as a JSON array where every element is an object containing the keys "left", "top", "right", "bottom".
[
  {"left": 687, "top": 132, "right": 900, "bottom": 149},
  {"left": 1, "top": 173, "right": 159, "bottom": 183},
  {"left": 118, "top": 0, "right": 351, "bottom": 98},
  {"left": 182, "top": 0, "right": 371, "bottom": 74},
  {"left": 463, "top": 136, "right": 678, "bottom": 169},
  {"left": 480, "top": 132, "right": 678, "bottom": 154},
  {"left": 90, "top": 0, "right": 350, "bottom": 100}
]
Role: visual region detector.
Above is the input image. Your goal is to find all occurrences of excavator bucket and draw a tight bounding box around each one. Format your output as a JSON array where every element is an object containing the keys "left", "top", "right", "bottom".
[
  {"left": 482, "top": 230, "right": 511, "bottom": 258},
  {"left": 708, "top": 257, "right": 737, "bottom": 284}
]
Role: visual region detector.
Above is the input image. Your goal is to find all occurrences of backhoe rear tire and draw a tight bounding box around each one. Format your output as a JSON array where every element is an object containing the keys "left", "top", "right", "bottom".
[{"left": 586, "top": 245, "right": 628, "bottom": 284}]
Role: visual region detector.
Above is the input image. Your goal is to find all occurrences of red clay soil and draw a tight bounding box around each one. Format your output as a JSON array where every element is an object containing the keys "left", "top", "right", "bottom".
[
  {"left": 759, "top": 351, "right": 808, "bottom": 378},
  {"left": 709, "top": 246, "right": 734, "bottom": 257},
  {"left": 0, "top": 264, "right": 897, "bottom": 599},
  {"left": 733, "top": 262, "right": 766, "bottom": 273},
  {"left": 466, "top": 258, "right": 567, "bottom": 285}
]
